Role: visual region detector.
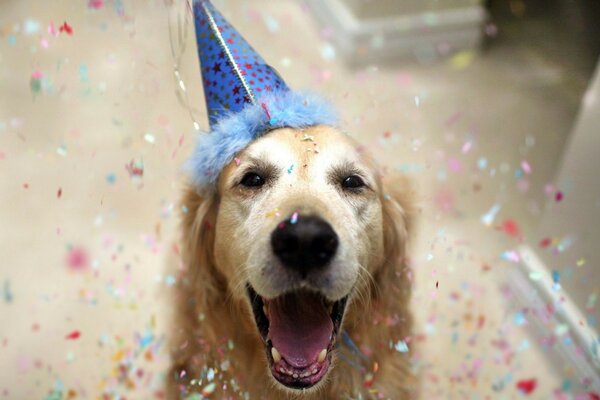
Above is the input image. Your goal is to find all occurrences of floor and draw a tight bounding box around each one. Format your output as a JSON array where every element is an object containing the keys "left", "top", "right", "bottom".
[{"left": 0, "top": 0, "right": 593, "bottom": 398}]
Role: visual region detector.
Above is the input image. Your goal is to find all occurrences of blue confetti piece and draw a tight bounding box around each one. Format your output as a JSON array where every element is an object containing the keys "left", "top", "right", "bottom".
[
  {"left": 79, "top": 64, "right": 89, "bottom": 83},
  {"left": 3, "top": 279, "right": 13, "bottom": 303},
  {"left": 165, "top": 275, "right": 176, "bottom": 286},
  {"left": 394, "top": 340, "right": 409, "bottom": 353},
  {"left": 552, "top": 270, "right": 560, "bottom": 284},
  {"left": 513, "top": 312, "right": 526, "bottom": 326}
]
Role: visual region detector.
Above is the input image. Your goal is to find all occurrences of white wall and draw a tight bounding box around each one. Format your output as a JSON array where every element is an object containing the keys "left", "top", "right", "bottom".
[
  {"left": 536, "top": 61, "right": 600, "bottom": 323},
  {"left": 343, "top": 0, "right": 481, "bottom": 19}
]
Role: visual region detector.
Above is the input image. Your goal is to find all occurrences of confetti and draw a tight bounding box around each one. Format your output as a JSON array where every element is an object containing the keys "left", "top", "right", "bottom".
[
  {"left": 65, "top": 331, "right": 81, "bottom": 340},
  {"left": 555, "top": 191, "right": 564, "bottom": 202},
  {"left": 394, "top": 340, "right": 409, "bottom": 353},
  {"left": 3, "top": 279, "right": 13, "bottom": 303},
  {"left": 30, "top": 71, "right": 44, "bottom": 95},
  {"left": 500, "top": 219, "right": 521, "bottom": 239},
  {"left": 59, "top": 22, "right": 73, "bottom": 35},
  {"left": 125, "top": 159, "right": 144, "bottom": 185},
  {"left": 88, "top": 0, "right": 104, "bottom": 9},
  {"left": 66, "top": 246, "right": 89, "bottom": 271},
  {"left": 481, "top": 204, "right": 501, "bottom": 226},
  {"left": 516, "top": 378, "right": 537, "bottom": 395}
]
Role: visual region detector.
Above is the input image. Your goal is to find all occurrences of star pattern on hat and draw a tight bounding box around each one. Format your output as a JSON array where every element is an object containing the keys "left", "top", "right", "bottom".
[{"left": 193, "top": 0, "right": 288, "bottom": 128}]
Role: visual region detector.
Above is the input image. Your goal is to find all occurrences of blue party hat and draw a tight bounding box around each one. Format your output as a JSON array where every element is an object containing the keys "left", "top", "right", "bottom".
[
  {"left": 193, "top": 0, "right": 289, "bottom": 127},
  {"left": 188, "top": 0, "right": 338, "bottom": 190}
]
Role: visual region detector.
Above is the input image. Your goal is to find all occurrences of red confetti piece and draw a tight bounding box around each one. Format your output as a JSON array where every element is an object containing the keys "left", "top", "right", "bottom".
[
  {"left": 539, "top": 237, "right": 552, "bottom": 248},
  {"left": 260, "top": 102, "right": 271, "bottom": 120},
  {"left": 589, "top": 392, "right": 600, "bottom": 400},
  {"left": 501, "top": 219, "right": 521, "bottom": 238},
  {"left": 555, "top": 191, "right": 564, "bottom": 202},
  {"left": 23, "top": 183, "right": 29, "bottom": 189},
  {"left": 516, "top": 378, "right": 537, "bottom": 395},
  {"left": 65, "top": 330, "right": 81, "bottom": 340},
  {"left": 59, "top": 22, "right": 73, "bottom": 35},
  {"left": 125, "top": 160, "right": 144, "bottom": 178},
  {"left": 57, "top": 188, "right": 62, "bottom": 198}
]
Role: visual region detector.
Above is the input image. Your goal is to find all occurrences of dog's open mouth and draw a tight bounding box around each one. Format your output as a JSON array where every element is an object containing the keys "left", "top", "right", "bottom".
[{"left": 247, "top": 285, "right": 348, "bottom": 389}]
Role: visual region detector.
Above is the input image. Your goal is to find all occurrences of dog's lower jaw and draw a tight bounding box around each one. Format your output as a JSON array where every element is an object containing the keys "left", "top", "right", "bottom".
[
  {"left": 167, "top": 280, "right": 415, "bottom": 400},
  {"left": 167, "top": 298, "right": 415, "bottom": 400}
]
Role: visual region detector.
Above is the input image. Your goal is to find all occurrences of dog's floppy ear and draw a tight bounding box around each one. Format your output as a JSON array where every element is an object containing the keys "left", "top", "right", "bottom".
[
  {"left": 375, "top": 175, "right": 417, "bottom": 311},
  {"left": 179, "top": 186, "right": 225, "bottom": 311},
  {"left": 167, "top": 187, "right": 224, "bottom": 393}
]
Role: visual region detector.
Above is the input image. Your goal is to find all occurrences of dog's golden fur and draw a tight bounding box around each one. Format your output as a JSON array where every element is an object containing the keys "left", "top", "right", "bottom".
[{"left": 167, "top": 126, "right": 417, "bottom": 399}]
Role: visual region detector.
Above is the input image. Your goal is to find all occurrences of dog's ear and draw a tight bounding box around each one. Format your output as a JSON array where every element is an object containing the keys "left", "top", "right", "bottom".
[
  {"left": 375, "top": 175, "right": 417, "bottom": 311},
  {"left": 178, "top": 186, "right": 225, "bottom": 311},
  {"left": 167, "top": 187, "right": 224, "bottom": 391}
]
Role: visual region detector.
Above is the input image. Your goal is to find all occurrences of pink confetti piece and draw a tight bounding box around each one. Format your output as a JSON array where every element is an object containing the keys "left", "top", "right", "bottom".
[
  {"left": 461, "top": 141, "right": 472, "bottom": 154},
  {"left": 88, "top": 0, "right": 104, "bottom": 9},
  {"left": 445, "top": 111, "right": 462, "bottom": 127},
  {"left": 520, "top": 160, "right": 531, "bottom": 174},
  {"left": 447, "top": 157, "right": 462, "bottom": 173},
  {"left": 555, "top": 191, "right": 564, "bottom": 202},
  {"left": 48, "top": 22, "right": 57, "bottom": 36},
  {"left": 66, "top": 246, "right": 89, "bottom": 271}
]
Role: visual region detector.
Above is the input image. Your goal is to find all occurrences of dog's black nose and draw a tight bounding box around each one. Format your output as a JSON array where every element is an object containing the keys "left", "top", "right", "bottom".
[{"left": 271, "top": 215, "right": 338, "bottom": 275}]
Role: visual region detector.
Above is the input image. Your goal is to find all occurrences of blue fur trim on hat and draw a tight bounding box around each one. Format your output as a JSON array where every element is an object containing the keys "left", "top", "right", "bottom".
[{"left": 186, "top": 91, "right": 338, "bottom": 190}]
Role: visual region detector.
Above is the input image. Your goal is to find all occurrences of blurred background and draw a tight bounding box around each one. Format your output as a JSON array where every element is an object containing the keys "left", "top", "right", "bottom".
[{"left": 0, "top": 0, "right": 599, "bottom": 398}]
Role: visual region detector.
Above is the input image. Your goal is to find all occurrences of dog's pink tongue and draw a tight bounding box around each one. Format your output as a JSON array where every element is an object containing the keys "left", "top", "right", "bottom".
[{"left": 267, "top": 293, "right": 333, "bottom": 368}]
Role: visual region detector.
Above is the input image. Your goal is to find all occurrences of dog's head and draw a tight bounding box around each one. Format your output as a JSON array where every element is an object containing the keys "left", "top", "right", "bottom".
[{"left": 184, "top": 125, "right": 413, "bottom": 391}]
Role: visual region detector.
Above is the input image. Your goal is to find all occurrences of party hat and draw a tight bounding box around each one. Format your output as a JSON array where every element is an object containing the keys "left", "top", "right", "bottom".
[{"left": 188, "top": 0, "right": 338, "bottom": 189}]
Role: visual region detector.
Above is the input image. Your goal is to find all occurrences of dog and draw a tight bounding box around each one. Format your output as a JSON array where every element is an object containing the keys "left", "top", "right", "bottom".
[{"left": 166, "top": 124, "right": 417, "bottom": 399}]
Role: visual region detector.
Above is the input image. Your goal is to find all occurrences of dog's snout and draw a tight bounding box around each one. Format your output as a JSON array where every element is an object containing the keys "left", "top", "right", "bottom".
[{"left": 271, "top": 215, "right": 338, "bottom": 275}]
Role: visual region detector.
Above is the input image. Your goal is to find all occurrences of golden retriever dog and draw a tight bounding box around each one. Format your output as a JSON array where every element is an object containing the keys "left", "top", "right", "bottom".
[{"left": 167, "top": 125, "right": 416, "bottom": 399}]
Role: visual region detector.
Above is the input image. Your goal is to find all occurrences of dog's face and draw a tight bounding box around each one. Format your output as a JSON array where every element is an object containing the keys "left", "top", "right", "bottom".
[{"left": 212, "top": 125, "right": 386, "bottom": 390}]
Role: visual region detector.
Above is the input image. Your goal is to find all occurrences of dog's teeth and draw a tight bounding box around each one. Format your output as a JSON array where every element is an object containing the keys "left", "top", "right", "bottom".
[
  {"left": 271, "top": 346, "right": 282, "bottom": 363},
  {"left": 317, "top": 348, "right": 327, "bottom": 363},
  {"left": 312, "top": 368, "right": 318, "bottom": 375},
  {"left": 293, "top": 373, "right": 298, "bottom": 379},
  {"left": 279, "top": 367, "right": 285, "bottom": 374}
]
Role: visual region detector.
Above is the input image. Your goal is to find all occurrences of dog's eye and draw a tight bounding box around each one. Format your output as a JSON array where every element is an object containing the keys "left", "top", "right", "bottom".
[
  {"left": 240, "top": 172, "right": 265, "bottom": 188},
  {"left": 341, "top": 175, "right": 365, "bottom": 190}
]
